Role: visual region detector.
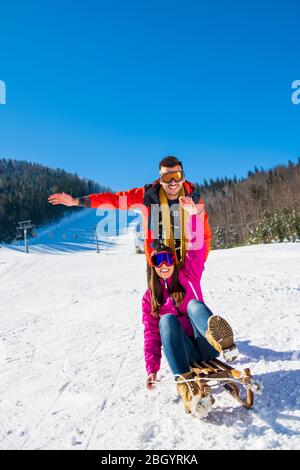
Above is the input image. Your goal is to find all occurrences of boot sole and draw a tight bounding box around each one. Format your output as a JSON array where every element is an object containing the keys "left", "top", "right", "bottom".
[{"left": 206, "top": 316, "right": 239, "bottom": 361}]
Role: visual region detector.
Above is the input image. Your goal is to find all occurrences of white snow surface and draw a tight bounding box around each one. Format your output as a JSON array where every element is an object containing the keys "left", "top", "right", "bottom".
[{"left": 0, "top": 209, "right": 300, "bottom": 450}]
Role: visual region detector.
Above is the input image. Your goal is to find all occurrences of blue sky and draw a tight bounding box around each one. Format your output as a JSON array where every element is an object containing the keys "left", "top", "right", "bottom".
[{"left": 0, "top": 0, "right": 299, "bottom": 191}]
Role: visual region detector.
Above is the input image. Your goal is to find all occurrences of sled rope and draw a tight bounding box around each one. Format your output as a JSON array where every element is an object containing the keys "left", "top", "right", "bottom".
[{"left": 150, "top": 376, "right": 260, "bottom": 391}]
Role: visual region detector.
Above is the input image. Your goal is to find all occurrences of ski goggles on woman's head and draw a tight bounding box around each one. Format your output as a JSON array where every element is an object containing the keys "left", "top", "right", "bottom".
[
  {"left": 151, "top": 251, "right": 176, "bottom": 268},
  {"left": 160, "top": 170, "right": 185, "bottom": 184}
]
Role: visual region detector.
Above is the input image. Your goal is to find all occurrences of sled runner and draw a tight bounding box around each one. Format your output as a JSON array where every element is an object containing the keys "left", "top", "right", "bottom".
[{"left": 190, "top": 358, "right": 262, "bottom": 409}]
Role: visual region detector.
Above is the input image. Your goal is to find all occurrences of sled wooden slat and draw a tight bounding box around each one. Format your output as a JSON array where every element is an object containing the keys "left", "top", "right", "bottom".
[{"left": 191, "top": 358, "right": 255, "bottom": 410}]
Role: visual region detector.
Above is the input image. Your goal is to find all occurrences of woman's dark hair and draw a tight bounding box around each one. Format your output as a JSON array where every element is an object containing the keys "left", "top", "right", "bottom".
[
  {"left": 149, "top": 244, "right": 186, "bottom": 318},
  {"left": 159, "top": 156, "right": 183, "bottom": 171}
]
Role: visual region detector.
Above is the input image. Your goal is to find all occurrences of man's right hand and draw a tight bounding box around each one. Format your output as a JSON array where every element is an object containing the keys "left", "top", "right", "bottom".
[
  {"left": 48, "top": 192, "right": 79, "bottom": 207},
  {"left": 146, "top": 373, "right": 157, "bottom": 391}
]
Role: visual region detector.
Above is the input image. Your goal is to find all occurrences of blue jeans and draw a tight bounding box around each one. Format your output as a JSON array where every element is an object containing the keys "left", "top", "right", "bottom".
[{"left": 159, "top": 299, "right": 219, "bottom": 376}]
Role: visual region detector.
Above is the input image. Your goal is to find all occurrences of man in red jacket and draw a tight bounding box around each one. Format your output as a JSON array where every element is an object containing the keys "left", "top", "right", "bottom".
[{"left": 48, "top": 156, "right": 212, "bottom": 273}]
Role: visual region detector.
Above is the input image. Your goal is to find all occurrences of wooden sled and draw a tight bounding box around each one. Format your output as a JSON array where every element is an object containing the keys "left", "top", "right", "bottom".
[{"left": 191, "top": 358, "right": 262, "bottom": 409}]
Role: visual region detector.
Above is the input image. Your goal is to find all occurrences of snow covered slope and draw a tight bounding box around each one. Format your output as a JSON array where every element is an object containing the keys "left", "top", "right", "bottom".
[
  {"left": 0, "top": 217, "right": 299, "bottom": 450},
  {"left": 4, "top": 208, "right": 141, "bottom": 254}
]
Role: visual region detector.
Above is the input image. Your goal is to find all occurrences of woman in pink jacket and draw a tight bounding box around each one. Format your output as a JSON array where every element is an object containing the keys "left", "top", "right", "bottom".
[{"left": 142, "top": 196, "right": 239, "bottom": 417}]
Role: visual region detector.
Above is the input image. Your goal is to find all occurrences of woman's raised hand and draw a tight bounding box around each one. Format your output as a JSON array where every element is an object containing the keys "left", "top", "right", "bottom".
[
  {"left": 48, "top": 192, "right": 79, "bottom": 206},
  {"left": 179, "top": 196, "right": 198, "bottom": 215},
  {"left": 146, "top": 372, "right": 157, "bottom": 390}
]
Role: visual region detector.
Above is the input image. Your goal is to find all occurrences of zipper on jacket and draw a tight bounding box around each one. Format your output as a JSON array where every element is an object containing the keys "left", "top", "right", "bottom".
[{"left": 164, "top": 279, "right": 184, "bottom": 317}]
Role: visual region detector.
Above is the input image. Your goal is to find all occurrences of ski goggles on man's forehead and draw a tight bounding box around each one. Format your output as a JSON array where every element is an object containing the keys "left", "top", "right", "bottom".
[
  {"left": 151, "top": 251, "right": 176, "bottom": 268},
  {"left": 160, "top": 170, "right": 185, "bottom": 184}
]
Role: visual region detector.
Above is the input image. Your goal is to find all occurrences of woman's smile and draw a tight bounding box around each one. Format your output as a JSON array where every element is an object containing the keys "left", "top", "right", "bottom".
[{"left": 156, "top": 263, "right": 174, "bottom": 279}]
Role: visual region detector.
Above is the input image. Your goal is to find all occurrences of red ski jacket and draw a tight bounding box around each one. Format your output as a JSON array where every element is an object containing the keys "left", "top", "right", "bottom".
[{"left": 79, "top": 179, "right": 212, "bottom": 265}]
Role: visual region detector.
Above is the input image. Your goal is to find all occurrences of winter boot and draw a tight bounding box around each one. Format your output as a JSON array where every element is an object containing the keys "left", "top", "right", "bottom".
[
  {"left": 176, "top": 371, "right": 215, "bottom": 418},
  {"left": 206, "top": 315, "right": 239, "bottom": 362}
]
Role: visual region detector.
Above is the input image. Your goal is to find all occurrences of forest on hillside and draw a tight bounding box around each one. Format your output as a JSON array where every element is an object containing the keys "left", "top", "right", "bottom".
[
  {"left": 1, "top": 158, "right": 299, "bottom": 249},
  {"left": 0, "top": 159, "right": 111, "bottom": 243},
  {"left": 196, "top": 159, "right": 300, "bottom": 249}
]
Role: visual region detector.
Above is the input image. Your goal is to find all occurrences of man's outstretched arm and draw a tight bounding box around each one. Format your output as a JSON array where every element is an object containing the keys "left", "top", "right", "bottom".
[{"left": 48, "top": 187, "right": 145, "bottom": 209}]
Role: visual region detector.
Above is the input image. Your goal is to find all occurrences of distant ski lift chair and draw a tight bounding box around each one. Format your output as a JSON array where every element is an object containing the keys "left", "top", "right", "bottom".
[
  {"left": 134, "top": 224, "right": 145, "bottom": 254},
  {"left": 131, "top": 209, "right": 145, "bottom": 254}
]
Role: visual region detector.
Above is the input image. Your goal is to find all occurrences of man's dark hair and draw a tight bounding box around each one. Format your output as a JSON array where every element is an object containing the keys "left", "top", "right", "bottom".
[{"left": 159, "top": 156, "right": 183, "bottom": 170}]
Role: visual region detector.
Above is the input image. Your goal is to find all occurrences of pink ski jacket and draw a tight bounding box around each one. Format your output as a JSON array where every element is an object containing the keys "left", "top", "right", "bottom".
[{"left": 142, "top": 213, "right": 206, "bottom": 375}]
